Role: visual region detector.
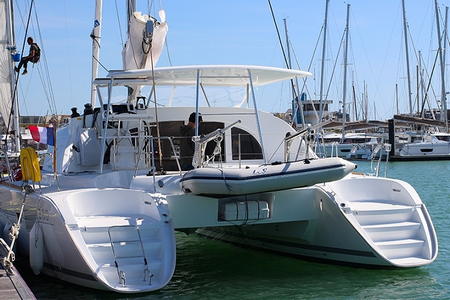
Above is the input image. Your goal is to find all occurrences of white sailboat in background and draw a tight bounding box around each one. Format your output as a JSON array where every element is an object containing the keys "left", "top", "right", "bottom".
[{"left": 0, "top": 0, "right": 438, "bottom": 294}]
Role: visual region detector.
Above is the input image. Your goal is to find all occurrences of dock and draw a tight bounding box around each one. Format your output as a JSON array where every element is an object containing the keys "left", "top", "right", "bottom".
[{"left": 0, "top": 263, "right": 35, "bottom": 299}]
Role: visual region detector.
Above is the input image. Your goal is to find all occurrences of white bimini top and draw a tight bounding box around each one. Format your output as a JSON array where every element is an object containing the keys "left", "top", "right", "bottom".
[{"left": 94, "top": 65, "right": 312, "bottom": 87}]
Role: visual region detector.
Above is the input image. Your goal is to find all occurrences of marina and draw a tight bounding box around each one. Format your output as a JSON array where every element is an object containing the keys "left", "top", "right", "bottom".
[
  {"left": 0, "top": 0, "right": 450, "bottom": 299},
  {"left": 12, "top": 161, "right": 450, "bottom": 299}
]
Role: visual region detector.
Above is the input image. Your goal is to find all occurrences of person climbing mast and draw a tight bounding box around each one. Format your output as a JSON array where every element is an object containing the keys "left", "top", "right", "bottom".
[{"left": 15, "top": 37, "right": 40, "bottom": 75}]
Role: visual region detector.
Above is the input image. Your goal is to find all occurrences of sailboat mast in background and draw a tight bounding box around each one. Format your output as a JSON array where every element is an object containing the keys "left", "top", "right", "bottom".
[
  {"left": 90, "top": 0, "right": 102, "bottom": 106},
  {"left": 401, "top": 0, "right": 413, "bottom": 115},
  {"left": 341, "top": 4, "right": 350, "bottom": 135}
]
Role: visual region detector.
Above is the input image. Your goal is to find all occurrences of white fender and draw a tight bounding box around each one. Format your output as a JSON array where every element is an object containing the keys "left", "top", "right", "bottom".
[{"left": 29, "top": 222, "right": 44, "bottom": 275}]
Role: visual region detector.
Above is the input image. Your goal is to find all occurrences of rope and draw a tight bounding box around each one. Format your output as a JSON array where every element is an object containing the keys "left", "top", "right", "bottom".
[{"left": 92, "top": 55, "right": 109, "bottom": 73}]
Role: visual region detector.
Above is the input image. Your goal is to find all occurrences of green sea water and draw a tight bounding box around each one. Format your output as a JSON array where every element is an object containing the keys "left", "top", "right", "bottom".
[{"left": 17, "top": 161, "right": 450, "bottom": 299}]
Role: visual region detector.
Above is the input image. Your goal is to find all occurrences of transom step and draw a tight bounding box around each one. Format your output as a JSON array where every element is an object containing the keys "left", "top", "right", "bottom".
[
  {"left": 350, "top": 202, "right": 414, "bottom": 214},
  {"left": 362, "top": 221, "right": 421, "bottom": 231},
  {"left": 375, "top": 239, "right": 424, "bottom": 248}
]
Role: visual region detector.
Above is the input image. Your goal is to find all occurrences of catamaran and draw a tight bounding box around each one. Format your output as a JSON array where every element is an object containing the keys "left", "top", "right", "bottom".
[{"left": 0, "top": 0, "right": 438, "bottom": 294}]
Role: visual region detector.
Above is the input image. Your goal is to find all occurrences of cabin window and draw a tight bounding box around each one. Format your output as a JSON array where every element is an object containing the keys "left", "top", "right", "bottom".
[
  {"left": 231, "top": 127, "right": 263, "bottom": 160},
  {"left": 436, "top": 135, "right": 450, "bottom": 142},
  {"left": 149, "top": 121, "right": 225, "bottom": 171},
  {"left": 323, "top": 138, "right": 340, "bottom": 143},
  {"left": 420, "top": 148, "right": 433, "bottom": 153}
]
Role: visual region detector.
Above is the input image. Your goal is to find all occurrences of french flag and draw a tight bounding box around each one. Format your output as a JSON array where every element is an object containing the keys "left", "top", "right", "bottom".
[{"left": 29, "top": 126, "right": 55, "bottom": 146}]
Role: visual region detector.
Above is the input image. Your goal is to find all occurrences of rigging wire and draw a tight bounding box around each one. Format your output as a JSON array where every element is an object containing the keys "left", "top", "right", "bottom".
[
  {"left": 290, "top": 40, "right": 320, "bottom": 121},
  {"left": 266, "top": 0, "right": 298, "bottom": 100},
  {"left": 114, "top": 0, "right": 125, "bottom": 46},
  {"left": 324, "top": 30, "right": 346, "bottom": 106},
  {"left": 32, "top": 1, "right": 57, "bottom": 114},
  {"left": 165, "top": 36, "right": 173, "bottom": 66},
  {"left": 14, "top": 0, "right": 58, "bottom": 115},
  {"left": 298, "top": 25, "right": 324, "bottom": 99},
  {"left": 407, "top": 23, "right": 439, "bottom": 111}
]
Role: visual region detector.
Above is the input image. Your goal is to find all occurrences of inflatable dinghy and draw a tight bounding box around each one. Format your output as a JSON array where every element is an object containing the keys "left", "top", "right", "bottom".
[{"left": 181, "top": 157, "right": 356, "bottom": 196}]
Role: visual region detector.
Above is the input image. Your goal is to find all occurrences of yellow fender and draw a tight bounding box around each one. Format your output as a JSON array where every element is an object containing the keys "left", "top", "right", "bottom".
[{"left": 20, "top": 147, "right": 41, "bottom": 182}]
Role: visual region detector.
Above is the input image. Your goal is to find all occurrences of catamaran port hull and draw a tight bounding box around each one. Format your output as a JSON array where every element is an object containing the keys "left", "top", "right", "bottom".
[{"left": 0, "top": 185, "right": 176, "bottom": 293}]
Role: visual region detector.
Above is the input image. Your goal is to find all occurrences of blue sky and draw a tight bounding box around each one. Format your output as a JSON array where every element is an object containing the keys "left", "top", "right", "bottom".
[{"left": 12, "top": 0, "right": 450, "bottom": 120}]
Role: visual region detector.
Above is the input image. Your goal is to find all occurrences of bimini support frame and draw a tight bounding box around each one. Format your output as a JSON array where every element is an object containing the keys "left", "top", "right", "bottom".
[
  {"left": 92, "top": 65, "right": 311, "bottom": 172},
  {"left": 191, "top": 68, "right": 267, "bottom": 165},
  {"left": 98, "top": 79, "right": 113, "bottom": 173}
]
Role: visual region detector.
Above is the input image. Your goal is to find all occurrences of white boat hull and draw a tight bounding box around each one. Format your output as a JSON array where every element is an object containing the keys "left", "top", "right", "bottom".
[
  {"left": 0, "top": 183, "right": 176, "bottom": 293},
  {"left": 196, "top": 175, "right": 438, "bottom": 267}
]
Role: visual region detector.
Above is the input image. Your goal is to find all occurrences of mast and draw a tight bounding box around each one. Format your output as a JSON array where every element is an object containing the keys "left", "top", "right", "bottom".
[
  {"left": 127, "top": 0, "right": 136, "bottom": 33},
  {"left": 373, "top": 102, "right": 376, "bottom": 120},
  {"left": 318, "top": 0, "right": 330, "bottom": 121},
  {"left": 401, "top": 0, "right": 413, "bottom": 115},
  {"left": 352, "top": 82, "right": 358, "bottom": 121},
  {"left": 416, "top": 65, "right": 419, "bottom": 115},
  {"left": 444, "top": 6, "right": 449, "bottom": 130},
  {"left": 396, "top": 83, "right": 399, "bottom": 115},
  {"left": 364, "top": 82, "right": 368, "bottom": 121},
  {"left": 342, "top": 4, "right": 350, "bottom": 135},
  {"left": 90, "top": 0, "right": 103, "bottom": 106},
  {"left": 418, "top": 50, "right": 424, "bottom": 112},
  {"left": 283, "top": 18, "right": 295, "bottom": 121},
  {"left": 283, "top": 19, "right": 292, "bottom": 69},
  {"left": 4, "top": 0, "right": 20, "bottom": 152},
  {"left": 435, "top": 0, "right": 448, "bottom": 130}
]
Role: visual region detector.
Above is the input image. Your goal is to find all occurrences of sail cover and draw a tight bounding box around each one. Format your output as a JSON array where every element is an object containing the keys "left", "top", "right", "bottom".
[
  {"left": 122, "top": 10, "right": 168, "bottom": 70},
  {"left": 0, "top": 0, "right": 13, "bottom": 129}
]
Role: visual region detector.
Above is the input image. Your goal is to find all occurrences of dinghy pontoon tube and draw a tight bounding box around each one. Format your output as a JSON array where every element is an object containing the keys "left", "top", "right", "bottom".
[{"left": 181, "top": 157, "right": 356, "bottom": 196}]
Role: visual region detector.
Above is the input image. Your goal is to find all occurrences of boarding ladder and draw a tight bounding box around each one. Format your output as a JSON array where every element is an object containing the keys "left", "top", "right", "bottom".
[{"left": 107, "top": 225, "right": 153, "bottom": 286}]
